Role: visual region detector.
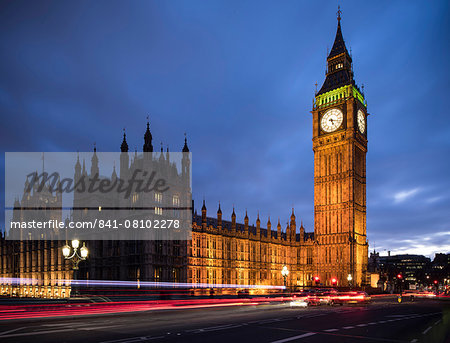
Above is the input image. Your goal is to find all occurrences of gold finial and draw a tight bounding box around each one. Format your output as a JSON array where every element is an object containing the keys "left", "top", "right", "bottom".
[
  {"left": 314, "top": 82, "right": 318, "bottom": 94},
  {"left": 337, "top": 5, "right": 342, "bottom": 21}
]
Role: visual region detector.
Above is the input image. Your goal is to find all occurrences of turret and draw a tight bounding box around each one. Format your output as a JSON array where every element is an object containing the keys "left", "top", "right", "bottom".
[
  {"left": 290, "top": 208, "right": 296, "bottom": 241},
  {"left": 182, "top": 134, "right": 190, "bottom": 184},
  {"left": 74, "top": 153, "right": 81, "bottom": 183},
  {"left": 277, "top": 218, "right": 281, "bottom": 241},
  {"left": 299, "top": 220, "right": 305, "bottom": 241},
  {"left": 121, "top": 129, "right": 128, "bottom": 152},
  {"left": 120, "top": 130, "right": 129, "bottom": 180},
  {"left": 143, "top": 119, "right": 153, "bottom": 152},
  {"left": 111, "top": 163, "right": 117, "bottom": 182},
  {"left": 82, "top": 159, "right": 87, "bottom": 176},
  {"left": 256, "top": 211, "right": 260, "bottom": 237},
  {"left": 90, "top": 144, "right": 99, "bottom": 177},
  {"left": 201, "top": 199, "right": 207, "bottom": 230},
  {"left": 217, "top": 202, "right": 222, "bottom": 230},
  {"left": 231, "top": 207, "right": 236, "bottom": 232},
  {"left": 244, "top": 210, "right": 249, "bottom": 233}
]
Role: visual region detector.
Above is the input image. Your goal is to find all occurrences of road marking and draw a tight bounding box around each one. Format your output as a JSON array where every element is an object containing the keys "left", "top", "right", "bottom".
[
  {"left": 0, "top": 328, "right": 75, "bottom": 339},
  {"left": 185, "top": 323, "right": 246, "bottom": 333},
  {"left": 80, "top": 325, "right": 119, "bottom": 331},
  {"left": 411, "top": 339, "right": 418, "bottom": 342},
  {"left": 323, "top": 329, "right": 339, "bottom": 332},
  {"left": 342, "top": 326, "right": 355, "bottom": 329},
  {"left": 368, "top": 322, "right": 377, "bottom": 325},
  {"left": 422, "top": 326, "right": 432, "bottom": 335},
  {"left": 202, "top": 325, "right": 243, "bottom": 332},
  {"left": 0, "top": 327, "right": 27, "bottom": 336},
  {"left": 434, "top": 319, "right": 441, "bottom": 326},
  {"left": 356, "top": 324, "right": 368, "bottom": 327},
  {"left": 100, "top": 336, "right": 165, "bottom": 343},
  {"left": 270, "top": 332, "right": 316, "bottom": 343}
]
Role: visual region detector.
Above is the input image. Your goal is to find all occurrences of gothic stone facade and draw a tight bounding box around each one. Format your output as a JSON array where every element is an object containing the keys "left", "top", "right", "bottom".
[
  {"left": 311, "top": 14, "right": 369, "bottom": 287},
  {"left": 188, "top": 207, "right": 315, "bottom": 290}
]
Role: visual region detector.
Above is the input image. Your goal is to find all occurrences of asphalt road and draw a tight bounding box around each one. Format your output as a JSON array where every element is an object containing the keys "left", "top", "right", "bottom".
[{"left": 0, "top": 297, "right": 448, "bottom": 343}]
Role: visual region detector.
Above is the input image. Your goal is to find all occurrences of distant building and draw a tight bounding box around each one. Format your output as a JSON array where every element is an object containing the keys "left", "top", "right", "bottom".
[{"left": 430, "top": 253, "right": 450, "bottom": 284}]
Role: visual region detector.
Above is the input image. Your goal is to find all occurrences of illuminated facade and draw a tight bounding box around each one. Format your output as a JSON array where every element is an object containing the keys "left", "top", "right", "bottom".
[
  {"left": 311, "top": 10, "right": 369, "bottom": 286},
  {"left": 188, "top": 206, "right": 315, "bottom": 290},
  {"left": 0, "top": 184, "right": 72, "bottom": 298}
]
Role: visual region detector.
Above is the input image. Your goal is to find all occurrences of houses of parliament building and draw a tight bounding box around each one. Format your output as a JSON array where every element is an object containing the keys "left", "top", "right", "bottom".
[{"left": 0, "top": 11, "right": 369, "bottom": 298}]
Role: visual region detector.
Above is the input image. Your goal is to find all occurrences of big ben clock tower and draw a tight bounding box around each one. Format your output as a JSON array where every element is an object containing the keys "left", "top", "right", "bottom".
[{"left": 312, "top": 8, "right": 368, "bottom": 287}]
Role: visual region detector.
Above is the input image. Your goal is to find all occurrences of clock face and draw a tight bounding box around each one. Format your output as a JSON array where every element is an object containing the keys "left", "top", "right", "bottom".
[
  {"left": 357, "top": 109, "right": 365, "bottom": 133},
  {"left": 321, "top": 108, "right": 343, "bottom": 133}
]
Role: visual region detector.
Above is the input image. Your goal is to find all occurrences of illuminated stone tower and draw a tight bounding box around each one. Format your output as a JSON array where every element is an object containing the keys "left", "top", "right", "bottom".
[{"left": 311, "top": 8, "right": 369, "bottom": 287}]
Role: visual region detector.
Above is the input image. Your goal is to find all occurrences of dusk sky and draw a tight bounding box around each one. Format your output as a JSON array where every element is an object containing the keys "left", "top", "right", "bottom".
[{"left": 1, "top": 1, "right": 449, "bottom": 258}]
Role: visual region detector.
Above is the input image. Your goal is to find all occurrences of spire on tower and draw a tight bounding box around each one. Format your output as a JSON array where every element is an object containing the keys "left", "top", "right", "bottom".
[
  {"left": 202, "top": 198, "right": 206, "bottom": 211},
  {"left": 217, "top": 201, "right": 222, "bottom": 214},
  {"left": 121, "top": 128, "right": 128, "bottom": 152},
  {"left": 143, "top": 117, "right": 153, "bottom": 152},
  {"left": 182, "top": 133, "right": 189, "bottom": 152},
  {"left": 316, "top": 6, "right": 355, "bottom": 96},
  {"left": 328, "top": 7, "right": 349, "bottom": 59}
]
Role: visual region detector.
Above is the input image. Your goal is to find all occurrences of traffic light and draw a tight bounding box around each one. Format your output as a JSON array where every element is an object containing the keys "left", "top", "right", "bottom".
[
  {"left": 314, "top": 276, "right": 320, "bottom": 285},
  {"left": 397, "top": 274, "right": 402, "bottom": 279},
  {"left": 331, "top": 278, "right": 337, "bottom": 286},
  {"left": 434, "top": 280, "right": 438, "bottom": 285}
]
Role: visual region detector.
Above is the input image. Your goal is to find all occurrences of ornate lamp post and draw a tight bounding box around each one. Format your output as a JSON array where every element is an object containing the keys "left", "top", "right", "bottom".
[
  {"left": 62, "top": 240, "right": 88, "bottom": 297},
  {"left": 281, "top": 265, "right": 289, "bottom": 292},
  {"left": 347, "top": 274, "right": 352, "bottom": 289}
]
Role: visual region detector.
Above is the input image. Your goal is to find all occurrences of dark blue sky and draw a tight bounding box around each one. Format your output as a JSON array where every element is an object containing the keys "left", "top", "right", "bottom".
[{"left": 1, "top": 1, "right": 449, "bottom": 257}]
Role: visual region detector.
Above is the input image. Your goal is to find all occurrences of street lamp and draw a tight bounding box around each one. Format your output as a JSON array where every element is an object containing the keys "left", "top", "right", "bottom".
[
  {"left": 62, "top": 240, "right": 88, "bottom": 297},
  {"left": 281, "top": 266, "right": 289, "bottom": 292},
  {"left": 331, "top": 278, "right": 338, "bottom": 287},
  {"left": 314, "top": 276, "right": 320, "bottom": 286},
  {"left": 347, "top": 274, "right": 352, "bottom": 289}
]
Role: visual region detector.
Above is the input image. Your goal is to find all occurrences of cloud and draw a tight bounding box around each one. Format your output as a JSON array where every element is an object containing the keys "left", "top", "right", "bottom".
[
  {"left": 371, "top": 231, "right": 450, "bottom": 258},
  {"left": 393, "top": 188, "right": 420, "bottom": 204}
]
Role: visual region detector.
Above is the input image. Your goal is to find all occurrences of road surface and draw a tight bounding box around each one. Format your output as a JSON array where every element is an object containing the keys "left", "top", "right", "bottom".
[{"left": 0, "top": 297, "right": 448, "bottom": 343}]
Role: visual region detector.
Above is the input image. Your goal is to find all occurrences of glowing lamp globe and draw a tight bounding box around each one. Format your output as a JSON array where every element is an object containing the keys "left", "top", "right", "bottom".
[
  {"left": 62, "top": 245, "right": 71, "bottom": 258},
  {"left": 80, "top": 245, "right": 89, "bottom": 259}
]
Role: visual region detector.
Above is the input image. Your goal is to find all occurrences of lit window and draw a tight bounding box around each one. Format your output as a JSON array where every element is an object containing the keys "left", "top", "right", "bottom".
[
  {"left": 155, "top": 207, "right": 163, "bottom": 215},
  {"left": 172, "top": 195, "right": 180, "bottom": 206},
  {"left": 154, "top": 192, "right": 162, "bottom": 203}
]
